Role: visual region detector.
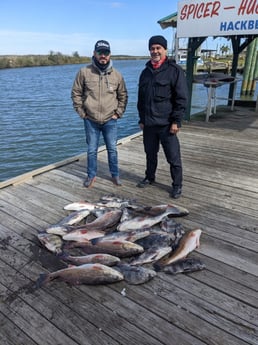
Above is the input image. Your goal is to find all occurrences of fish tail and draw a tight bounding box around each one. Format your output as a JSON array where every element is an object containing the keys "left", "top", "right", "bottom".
[{"left": 35, "top": 273, "right": 50, "bottom": 289}]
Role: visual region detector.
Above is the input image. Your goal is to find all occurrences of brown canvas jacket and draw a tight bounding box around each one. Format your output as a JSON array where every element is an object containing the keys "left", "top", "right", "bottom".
[{"left": 71, "top": 64, "right": 128, "bottom": 123}]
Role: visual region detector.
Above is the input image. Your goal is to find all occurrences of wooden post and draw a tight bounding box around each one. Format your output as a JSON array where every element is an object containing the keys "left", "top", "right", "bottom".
[
  {"left": 185, "top": 37, "right": 206, "bottom": 121},
  {"left": 241, "top": 40, "right": 255, "bottom": 95}
]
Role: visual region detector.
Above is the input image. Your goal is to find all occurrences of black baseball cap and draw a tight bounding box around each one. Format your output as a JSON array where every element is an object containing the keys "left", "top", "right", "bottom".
[{"left": 94, "top": 40, "right": 111, "bottom": 53}]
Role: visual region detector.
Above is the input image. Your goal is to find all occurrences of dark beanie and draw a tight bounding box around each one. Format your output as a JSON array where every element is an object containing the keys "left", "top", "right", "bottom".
[{"left": 148, "top": 35, "right": 167, "bottom": 50}]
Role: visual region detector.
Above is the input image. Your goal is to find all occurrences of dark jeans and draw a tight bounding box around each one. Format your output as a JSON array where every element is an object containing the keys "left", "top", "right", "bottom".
[{"left": 143, "top": 125, "right": 182, "bottom": 188}]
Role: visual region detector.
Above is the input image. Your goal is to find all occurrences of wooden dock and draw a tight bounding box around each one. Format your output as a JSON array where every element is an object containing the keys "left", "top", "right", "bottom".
[{"left": 1, "top": 106, "right": 258, "bottom": 345}]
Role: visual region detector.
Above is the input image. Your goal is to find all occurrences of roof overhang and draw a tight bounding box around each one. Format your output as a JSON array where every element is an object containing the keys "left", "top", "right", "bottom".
[{"left": 158, "top": 12, "right": 177, "bottom": 29}]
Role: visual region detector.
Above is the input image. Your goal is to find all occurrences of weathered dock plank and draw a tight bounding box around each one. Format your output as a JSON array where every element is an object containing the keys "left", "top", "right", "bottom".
[{"left": 1, "top": 106, "right": 258, "bottom": 345}]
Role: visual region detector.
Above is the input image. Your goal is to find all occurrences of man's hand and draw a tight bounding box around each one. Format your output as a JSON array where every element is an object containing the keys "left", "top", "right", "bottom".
[{"left": 170, "top": 123, "right": 179, "bottom": 134}]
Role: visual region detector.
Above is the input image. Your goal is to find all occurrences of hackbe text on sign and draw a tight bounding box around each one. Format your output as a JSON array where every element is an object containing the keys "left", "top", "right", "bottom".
[{"left": 177, "top": 0, "right": 258, "bottom": 38}]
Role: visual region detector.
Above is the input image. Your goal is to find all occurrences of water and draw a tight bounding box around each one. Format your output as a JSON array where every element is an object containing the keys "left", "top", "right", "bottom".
[{"left": 0, "top": 61, "right": 256, "bottom": 182}]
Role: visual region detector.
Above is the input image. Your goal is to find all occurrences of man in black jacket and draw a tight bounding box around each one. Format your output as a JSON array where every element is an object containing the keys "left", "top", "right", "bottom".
[{"left": 137, "top": 35, "right": 188, "bottom": 199}]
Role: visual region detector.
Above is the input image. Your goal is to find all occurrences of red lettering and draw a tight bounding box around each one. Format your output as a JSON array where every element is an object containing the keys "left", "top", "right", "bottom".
[
  {"left": 211, "top": 1, "right": 220, "bottom": 16},
  {"left": 247, "top": 0, "right": 258, "bottom": 14},
  {"left": 197, "top": 3, "right": 205, "bottom": 18},
  {"left": 204, "top": 2, "right": 212, "bottom": 17},
  {"left": 180, "top": 4, "right": 187, "bottom": 20},
  {"left": 238, "top": 0, "right": 248, "bottom": 15},
  {"left": 179, "top": 1, "right": 221, "bottom": 20},
  {"left": 238, "top": 0, "right": 258, "bottom": 15},
  {"left": 187, "top": 4, "right": 196, "bottom": 19}
]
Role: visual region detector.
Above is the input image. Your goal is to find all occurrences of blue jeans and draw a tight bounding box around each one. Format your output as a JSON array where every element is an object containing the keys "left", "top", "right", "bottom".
[{"left": 84, "top": 118, "right": 119, "bottom": 178}]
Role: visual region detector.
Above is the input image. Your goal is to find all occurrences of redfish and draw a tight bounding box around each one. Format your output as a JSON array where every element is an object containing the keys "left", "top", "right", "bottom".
[
  {"left": 154, "top": 229, "right": 202, "bottom": 269},
  {"left": 36, "top": 263, "right": 123, "bottom": 287},
  {"left": 60, "top": 253, "right": 120, "bottom": 266}
]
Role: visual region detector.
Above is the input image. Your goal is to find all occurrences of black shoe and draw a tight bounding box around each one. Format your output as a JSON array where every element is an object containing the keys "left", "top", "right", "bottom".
[
  {"left": 137, "top": 177, "right": 154, "bottom": 188},
  {"left": 83, "top": 177, "right": 96, "bottom": 188},
  {"left": 170, "top": 187, "right": 182, "bottom": 199}
]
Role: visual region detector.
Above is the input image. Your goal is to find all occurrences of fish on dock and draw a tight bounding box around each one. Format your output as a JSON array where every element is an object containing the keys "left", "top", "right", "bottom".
[
  {"left": 64, "top": 201, "right": 102, "bottom": 211},
  {"left": 62, "top": 229, "right": 105, "bottom": 242},
  {"left": 37, "top": 232, "right": 63, "bottom": 254},
  {"left": 59, "top": 209, "right": 91, "bottom": 226},
  {"left": 162, "top": 258, "right": 206, "bottom": 274},
  {"left": 45, "top": 224, "right": 70, "bottom": 236},
  {"left": 45, "top": 209, "right": 91, "bottom": 235},
  {"left": 154, "top": 229, "right": 202, "bottom": 269},
  {"left": 91, "top": 229, "right": 150, "bottom": 244},
  {"left": 79, "top": 209, "right": 123, "bottom": 232},
  {"left": 130, "top": 246, "right": 172, "bottom": 266},
  {"left": 114, "top": 263, "right": 156, "bottom": 285},
  {"left": 117, "top": 204, "right": 188, "bottom": 231},
  {"left": 131, "top": 204, "right": 189, "bottom": 217},
  {"left": 136, "top": 232, "right": 173, "bottom": 249},
  {"left": 64, "top": 196, "right": 137, "bottom": 211},
  {"left": 35, "top": 195, "right": 206, "bottom": 288},
  {"left": 79, "top": 239, "right": 145, "bottom": 258},
  {"left": 35, "top": 263, "right": 124, "bottom": 287},
  {"left": 99, "top": 194, "right": 138, "bottom": 208},
  {"left": 60, "top": 253, "right": 120, "bottom": 266}
]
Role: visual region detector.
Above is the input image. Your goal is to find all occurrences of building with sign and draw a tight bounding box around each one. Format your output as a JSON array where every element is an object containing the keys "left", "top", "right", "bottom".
[{"left": 158, "top": 0, "right": 258, "bottom": 120}]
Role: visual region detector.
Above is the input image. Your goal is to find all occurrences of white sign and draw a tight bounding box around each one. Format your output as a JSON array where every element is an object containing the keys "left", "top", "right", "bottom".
[{"left": 177, "top": 0, "right": 258, "bottom": 38}]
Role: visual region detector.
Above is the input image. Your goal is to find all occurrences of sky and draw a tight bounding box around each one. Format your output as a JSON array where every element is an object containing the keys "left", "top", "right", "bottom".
[{"left": 0, "top": 0, "right": 221, "bottom": 57}]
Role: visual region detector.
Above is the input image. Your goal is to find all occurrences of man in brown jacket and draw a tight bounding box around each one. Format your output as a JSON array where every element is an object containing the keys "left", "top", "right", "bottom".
[{"left": 71, "top": 40, "right": 128, "bottom": 188}]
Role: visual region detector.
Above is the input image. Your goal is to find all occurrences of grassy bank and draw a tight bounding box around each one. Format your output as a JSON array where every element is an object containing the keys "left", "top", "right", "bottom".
[{"left": 0, "top": 53, "right": 148, "bottom": 69}]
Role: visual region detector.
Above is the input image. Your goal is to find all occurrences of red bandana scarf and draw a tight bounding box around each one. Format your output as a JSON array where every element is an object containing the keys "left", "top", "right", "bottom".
[{"left": 151, "top": 56, "right": 166, "bottom": 69}]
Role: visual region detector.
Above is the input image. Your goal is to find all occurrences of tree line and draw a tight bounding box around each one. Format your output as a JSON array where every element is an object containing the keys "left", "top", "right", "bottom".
[
  {"left": 0, "top": 51, "right": 147, "bottom": 69},
  {"left": 0, "top": 51, "right": 89, "bottom": 69}
]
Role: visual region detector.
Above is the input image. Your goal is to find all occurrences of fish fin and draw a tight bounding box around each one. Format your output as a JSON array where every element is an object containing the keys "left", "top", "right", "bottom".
[
  {"left": 35, "top": 273, "right": 49, "bottom": 289},
  {"left": 90, "top": 237, "right": 100, "bottom": 245}
]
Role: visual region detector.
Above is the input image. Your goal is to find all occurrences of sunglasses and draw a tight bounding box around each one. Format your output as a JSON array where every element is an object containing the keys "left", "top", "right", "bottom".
[{"left": 96, "top": 50, "right": 110, "bottom": 56}]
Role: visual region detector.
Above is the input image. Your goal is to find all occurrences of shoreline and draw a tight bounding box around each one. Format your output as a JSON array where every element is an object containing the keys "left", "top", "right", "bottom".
[{"left": 0, "top": 55, "right": 149, "bottom": 70}]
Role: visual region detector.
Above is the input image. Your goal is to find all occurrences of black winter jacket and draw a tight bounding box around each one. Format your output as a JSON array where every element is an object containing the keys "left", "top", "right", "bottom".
[{"left": 137, "top": 58, "right": 188, "bottom": 127}]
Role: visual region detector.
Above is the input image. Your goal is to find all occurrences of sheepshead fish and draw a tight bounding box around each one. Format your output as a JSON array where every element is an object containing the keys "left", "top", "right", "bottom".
[
  {"left": 37, "top": 232, "right": 63, "bottom": 254},
  {"left": 136, "top": 232, "right": 173, "bottom": 249},
  {"left": 62, "top": 229, "right": 105, "bottom": 242},
  {"left": 60, "top": 253, "right": 120, "bottom": 266},
  {"left": 117, "top": 205, "right": 189, "bottom": 231},
  {"left": 114, "top": 264, "right": 156, "bottom": 285},
  {"left": 91, "top": 229, "right": 150, "bottom": 244},
  {"left": 35, "top": 263, "right": 124, "bottom": 287},
  {"left": 154, "top": 229, "right": 202, "bottom": 269},
  {"left": 160, "top": 217, "right": 184, "bottom": 234},
  {"left": 162, "top": 258, "right": 206, "bottom": 274},
  {"left": 78, "top": 239, "right": 144, "bottom": 258},
  {"left": 130, "top": 246, "right": 172, "bottom": 266}
]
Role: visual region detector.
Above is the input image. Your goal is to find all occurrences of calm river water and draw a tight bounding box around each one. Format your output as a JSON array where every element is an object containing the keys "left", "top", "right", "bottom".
[{"left": 0, "top": 60, "right": 254, "bottom": 182}]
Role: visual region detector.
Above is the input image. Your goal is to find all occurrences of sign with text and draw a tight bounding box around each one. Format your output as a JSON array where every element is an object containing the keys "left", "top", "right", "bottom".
[{"left": 177, "top": 0, "right": 258, "bottom": 38}]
